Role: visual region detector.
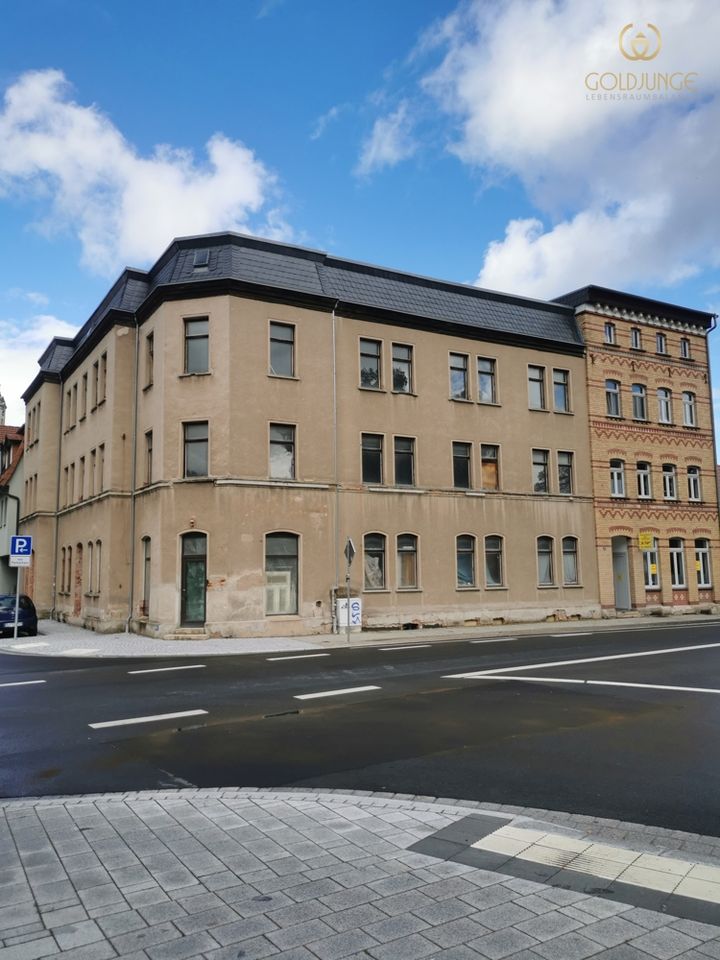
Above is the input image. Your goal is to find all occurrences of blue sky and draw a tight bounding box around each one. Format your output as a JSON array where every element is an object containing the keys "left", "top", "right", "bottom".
[{"left": 1, "top": 0, "right": 719, "bottom": 425}]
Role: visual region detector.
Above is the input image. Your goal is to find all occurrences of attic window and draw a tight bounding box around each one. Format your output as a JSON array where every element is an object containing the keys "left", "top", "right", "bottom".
[{"left": 193, "top": 249, "right": 210, "bottom": 270}]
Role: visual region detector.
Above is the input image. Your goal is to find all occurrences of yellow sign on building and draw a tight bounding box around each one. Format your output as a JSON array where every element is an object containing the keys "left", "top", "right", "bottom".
[{"left": 638, "top": 532, "right": 654, "bottom": 551}]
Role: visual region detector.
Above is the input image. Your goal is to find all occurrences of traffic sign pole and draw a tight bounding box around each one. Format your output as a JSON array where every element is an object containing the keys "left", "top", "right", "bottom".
[{"left": 12, "top": 573, "right": 20, "bottom": 644}]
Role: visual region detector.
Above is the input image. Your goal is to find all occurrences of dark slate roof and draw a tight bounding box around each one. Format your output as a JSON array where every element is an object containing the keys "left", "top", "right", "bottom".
[
  {"left": 26, "top": 232, "right": 584, "bottom": 398},
  {"left": 554, "top": 285, "right": 715, "bottom": 329}
]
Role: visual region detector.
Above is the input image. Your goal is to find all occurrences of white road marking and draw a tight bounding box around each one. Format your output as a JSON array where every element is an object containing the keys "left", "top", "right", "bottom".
[
  {"left": 379, "top": 644, "right": 432, "bottom": 651},
  {"left": 89, "top": 709, "right": 208, "bottom": 729},
  {"left": 128, "top": 664, "right": 207, "bottom": 675},
  {"left": 294, "top": 685, "right": 380, "bottom": 700},
  {"left": 469, "top": 637, "right": 518, "bottom": 644},
  {"left": 479, "top": 675, "right": 720, "bottom": 695},
  {"left": 266, "top": 653, "right": 330, "bottom": 661},
  {"left": 550, "top": 632, "right": 593, "bottom": 638},
  {"left": 61, "top": 648, "right": 100, "bottom": 655},
  {"left": 0, "top": 680, "right": 46, "bottom": 688},
  {"left": 445, "top": 640, "right": 720, "bottom": 679},
  {"left": 10, "top": 642, "right": 49, "bottom": 649}
]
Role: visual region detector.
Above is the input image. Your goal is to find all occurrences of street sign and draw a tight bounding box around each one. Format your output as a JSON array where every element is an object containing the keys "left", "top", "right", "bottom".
[
  {"left": 638, "top": 532, "right": 654, "bottom": 551},
  {"left": 344, "top": 538, "right": 356, "bottom": 566},
  {"left": 9, "top": 535, "right": 32, "bottom": 568}
]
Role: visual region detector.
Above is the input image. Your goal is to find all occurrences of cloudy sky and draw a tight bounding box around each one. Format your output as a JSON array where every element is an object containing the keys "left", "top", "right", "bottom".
[{"left": 1, "top": 0, "right": 719, "bottom": 425}]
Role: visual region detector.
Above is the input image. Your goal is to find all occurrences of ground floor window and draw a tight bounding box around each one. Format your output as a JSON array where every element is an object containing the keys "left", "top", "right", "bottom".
[
  {"left": 562, "top": 537, "right": 579, "bottom": 585},
  {"left": 484, "top": 536, "right": 503, "bottom": 586},
  {"left": 643, "top": 537, "right": 660, "bottom": 589},
  {"left": 363, "top": 533, "right": 386, "bottom": 590},
  {"left": 695, "top": 538, "right": 712, "bottom": 588},
  {"left": 456, "top": 535, "right": 476, "bottom": 587},
  {"left": 265, "top": 533, "right": 299, "bottom": 614},
  {"left": 396, "top": 534, "right": 418, "bottom": 589},
  {"left": 669, "top": 537, "right": 686, "bottom": 588},
  {"left": 537, "top": 536, "right": 554, "bottom": 585}
]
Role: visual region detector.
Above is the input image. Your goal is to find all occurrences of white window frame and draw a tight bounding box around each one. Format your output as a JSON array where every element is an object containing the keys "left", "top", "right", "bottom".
[
  {"left": 604, "top": 322, "right": 616, "bottom": 345},
  {"left": 606, "top": 380, "right": 621, "bottom": 417},
  {"left": 630, "top": 327, "right": 642, "bottom": 350},
  {"left": 662, "top": 464, "right": 677, "bottom": 500},
  {"left": 656, "top": 332, "right": 667, "bottom": 354},
  {"left": 631, "top": 383, "right": 647, "bottom": 421},
  {"left": 682, "top": 391, "right": 696, "bottom": 427},
  {"left": 610, "top": 459, "right": 625, "bottom": 497},
  {"left": 657, "top": 388, "right": 672, "bottom": 424},
  {"left": 695, "top": 539, "right": 712, "bottom": 588},
  {"left": 687, "top": 465, "right": 701, "bottom": 501},
  {"left": 636, "top": 462, "right": 652, "bottom": 499},
  {"left": 643, "top": 538, "right": 660, "bottom": 589},
  {"left": 669, "top": 538, "right": 686, "bottom": 588}
]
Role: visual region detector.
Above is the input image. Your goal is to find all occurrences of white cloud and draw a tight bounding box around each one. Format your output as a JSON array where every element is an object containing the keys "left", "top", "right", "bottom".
[
  {"left": 310, "top": 104, "right": 348, "bottom": 141},
  {"left": 423, "top": 0, "right": 720, "bottom": 297},
  {"left": 356, "top": 101, "right": 417, "bottom": 176},
  {"left": 0, "top": 70, "right": 288, "bottom": 276},
  {"left": 7, "top": 288, "right": 49, "bottom": 307},
  {"left": 0, "top": 314, "right": 79, "bottom": 425}
]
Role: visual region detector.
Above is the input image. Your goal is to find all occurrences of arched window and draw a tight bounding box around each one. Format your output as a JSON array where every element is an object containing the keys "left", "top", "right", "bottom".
[
  {"left": 396, "top": 534, "right": 418, "bottom": 589},
  {"left": 60, "top": 548, "right": 66, "bottom": 594},
  {"left": 95, "top": 541, "right": 102, "bottom": 595},
  {"left": 484, "top": 536, "right": 503, "bottom": 587},
  {"left": 682, "top": 391, "right": 696, "bottom": 427},
  {"left": 662, "top": 464, "right": 677, "bottom": 500},
  {"left": 687, "top": 466, "right": 701, "bottom": 501},
  {"left": 537, "top": 536, "right": 554, "bottom": 586},
  {"left": 657, "top": 387, "right": 672, "bottom": 424},
  {"left": 142, "top": 537, "right": 151, "bottom": 616},
  {"left": 456, "top": 535, "right": 476, "bottom": 588},
  {"left": 562, "top": 537, "right": 579, "bottom": 585},
  {"left": 610, "top": 459, "right": 625, "bottom": 497},
  {"left": 643, "top": 537, "right": 660, "bottom": 589},
  {"left": 605, "top": 380, "right": 621, "bottom": 417},
  {"left": 631, "top": 384, "right": 647, "bottom": 421},
  {"left": 87, "top": 542, "right": 94, "bottom": 594},
  {"left": 695, "top": 539, "right": 711, "bottom": 588},
  {"left": 669, "top": 538, "right": 686, "bottom": 588},
  {"left": 636, "top": 462, "right": 651, "bottom": 499},
  {"left": 363, "top": 533, "right": 386, "bottom": 591},
  {"left": 265, "top": 533, "right": 299, "bottom": 614}
]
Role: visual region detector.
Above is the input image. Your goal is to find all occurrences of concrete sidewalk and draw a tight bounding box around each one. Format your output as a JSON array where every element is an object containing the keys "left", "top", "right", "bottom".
[
  {"left": 1, "top": 788, "right": 718, "bottom": 960},
  {"left": 3, "top": 613, "right": 720, "bottom": 659}
]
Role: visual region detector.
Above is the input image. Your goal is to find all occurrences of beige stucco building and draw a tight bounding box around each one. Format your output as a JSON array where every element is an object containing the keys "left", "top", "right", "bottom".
[{"left": 15, "top": 234, "right": 717, "bottom": 638}]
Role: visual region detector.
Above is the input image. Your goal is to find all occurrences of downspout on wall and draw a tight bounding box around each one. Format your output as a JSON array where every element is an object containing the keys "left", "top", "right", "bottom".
[
  {"left": 331, "top": 299, "right": 340, "bottom": 633},
  {"left": 125, "top": 320, "right": 140, "bottom": 632}
]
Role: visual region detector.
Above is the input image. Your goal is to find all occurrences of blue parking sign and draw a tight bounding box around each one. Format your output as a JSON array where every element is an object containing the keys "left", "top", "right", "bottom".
[{"left": 10, "top": 536, "right": 32, "bottom": 556}]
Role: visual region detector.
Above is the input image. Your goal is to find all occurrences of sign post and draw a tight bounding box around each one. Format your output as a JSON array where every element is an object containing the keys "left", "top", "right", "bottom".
[
  {"left": 9, "top": 536, "right": 32, "bottom": 643},
  {"left": 343, "top": 538, "right": 356, "bottom": 645}
]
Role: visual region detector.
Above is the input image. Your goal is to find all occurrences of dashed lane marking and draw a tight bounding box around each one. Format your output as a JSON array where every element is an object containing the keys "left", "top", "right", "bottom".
[
  {"left": 128, "top": 664, "right": 207, "bottom": 675},
  {"left": 294, "top": 685, "right": 380, "bottom": 700},
  {"left": 89, "top": 709, "right": 208, "bottom": 729},
  {"left": 60, "top": 648, "right": 100, "bottom": 656},
  {"left": 445, "top": 640, "right": 720, "bottom": 679},
  {"left": 469, "top": 637, "right": 518, "bottom": 644},
  {"left": 0, "top": 680, "right": 46, "bottom": 688},
  {"left": 266, "top": 653, "right": 330, "bottom": 661},
  {"left": 10, "top": 642, "right": 49, "bottom": 650},
  {"left": 476, "top": 675, "right": 720, "bottom": 695},
  {"left": 550, "top": 632, "right": 593, "bottom": 637},
  {"left": 379, "top": 645, "right": 432, "bottom": 651}
]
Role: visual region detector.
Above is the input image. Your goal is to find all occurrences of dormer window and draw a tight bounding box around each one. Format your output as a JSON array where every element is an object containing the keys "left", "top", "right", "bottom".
[{"left": 193, "top": 249, "right": 210, "bottom": 270}]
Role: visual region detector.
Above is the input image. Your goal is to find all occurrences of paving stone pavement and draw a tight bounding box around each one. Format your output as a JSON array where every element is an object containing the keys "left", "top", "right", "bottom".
[{"left": 0, "top": 788, "right": 718, "bottom": 959}]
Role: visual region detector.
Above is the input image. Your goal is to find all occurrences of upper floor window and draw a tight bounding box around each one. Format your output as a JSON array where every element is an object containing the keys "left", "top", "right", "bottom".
[
  {"left": 269, "top": 424, "right": 296, "bottom": 480},
  {"left": 682, "top": 391, "right": 696, "bottom": 427},
  {"left": 145, "top": 332, "right": 154, "bottom": 387},
  {"left": 630, "top": 327, "right": 642, "bottom": 350},
  {"left": 662, "top": 463, "right": 677, "bottom": 500},
  {"left": 184, "top": 318, "right": 209, "bottom": 374},
  {"left": 687, "top": 465, "right": 701, "bottom": 501},
  {"left": 394, "top": 436, "right": 415, "bottom": 486},
  {"left": 562, "top": 537, "right": 579, "bottom": 585},
  {"left": 553, "top": 369, "right": 570, "bottom": 412},
  {"left": 604, "top": 322, "right": 616, "bottom": 345},
  {"left": 92, "top": 360, "right": 99, "bottom": 409},
  {"left": 481, "top": 444, "right": 499, "bottom": 491},
  {"left": 80, "top": 373, "right": 88, "bottom": 419},
  {"left": 656, "top": 332, "right": 668, "bottom": 354},
  {"left": 528, "top": 365, "right": 546, "bottom": 410},
  {"left": 183, "top": 421, "right": 208, "bottom": 478},
  {"left": 145, "top": 431, "right": 153, "bottom": 486},
  {"left": 364, "top": 533, "right": 386, "bottom": 590},
  {"left": 631, "top": 383, "right": 647, "bottom": 421},
  {"left": 532, "top": 449, "right": 549, "bottom": 493},
  {"left": 669, "top": 537, "right": 686, "bottom": 588},
  {"left": 456, "top": 535, "right": 476, "bottom": 588},
  {"left": 680, "top": 337, "right": 691, "bottom": 360},
  {"left": 637, "top": 461, "right": 651, "bottom": 499},
  {"left": 450, "top": 353, "right": 469, "bottom": 400},
  {"left": 452, "top": 442, "right": 471, "bottom": 489},
  {"left": 485, "top": 535, "right": 504, "bottom": 587},
  {"left": 270, "top": 322, "right": 295, "bottom": 377},
  {"left": 360, "top": 338, "right": 381, "bottom": 389},
  {"left": 610, "top": 459, "right": 625, "bottom": 497},
  {"left": 392, "top": 343, "right": 413, "bottom": 393},
  {"left": 537, "top": 536, "right": 554, "bottom": 585},
  {"left": 605, "top": 379, "right": 621, "bottom": 417},
  {"left": 657, "top": 387, "right": 673, "bottom": 424},
  {"left": 696, "top": 539, "right": 712, "bottom": 588},
  {"left": 99, "top": 352, "right": 107, "bottom": 402},
  {"left": 362, "top": 433, "right": 383, "bottom": 484},
  {"left": 557, "top": 451, "right": 573, "bottom": 495},
  {"left": 477, "top": 357, "right": 497, "bottom": 404},
  {"left": 397, "top": 534, "right": 418, "bottom": 589}
]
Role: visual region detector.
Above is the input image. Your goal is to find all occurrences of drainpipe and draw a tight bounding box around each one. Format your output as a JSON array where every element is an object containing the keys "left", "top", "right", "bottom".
[
  {"left": 125, "top": 320, "right": 140, "bottom": 632},
  {"left": 331, "top": 300, "right": 340, "bottom": 633},
  {"left": 50, "top": 375, "right": 65, "bottom": 618}
]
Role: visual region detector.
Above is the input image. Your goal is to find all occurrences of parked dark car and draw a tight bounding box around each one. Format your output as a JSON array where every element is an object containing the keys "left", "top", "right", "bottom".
[{"left": 0, "top": 594, "right": 38, "bottom": 637}]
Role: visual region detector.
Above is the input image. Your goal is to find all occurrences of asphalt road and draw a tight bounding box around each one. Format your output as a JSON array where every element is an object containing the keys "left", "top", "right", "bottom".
[{"left": 2, "top": 620, "right": 720, "bottom": 836}]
